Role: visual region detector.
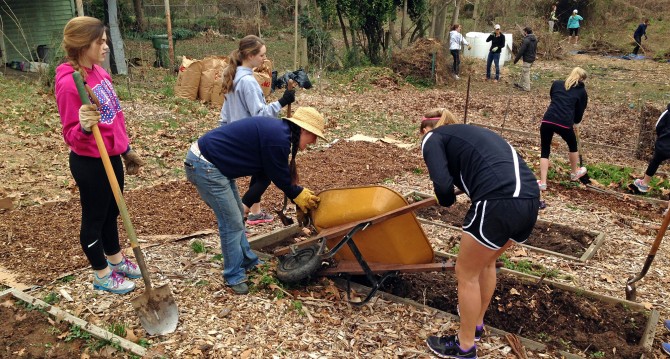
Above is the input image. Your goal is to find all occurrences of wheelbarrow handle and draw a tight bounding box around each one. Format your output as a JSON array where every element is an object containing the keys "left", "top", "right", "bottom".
[{"left": 72, "top": 72, "right": 154, "bottom": 292}]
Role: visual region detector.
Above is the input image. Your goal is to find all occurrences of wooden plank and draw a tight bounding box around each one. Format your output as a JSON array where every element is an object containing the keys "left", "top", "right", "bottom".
[
  {"left": 580, "top": 231, "right": 606, "bottom": 261},
  {"left": 249, "top": 224, "right": 301, "bottom": 250},
  {"left": 585, "top": 184, "right": 668, "bottom": 206},
  {"left": 6, "top": 289, "right": 147, "bottom": 356}
]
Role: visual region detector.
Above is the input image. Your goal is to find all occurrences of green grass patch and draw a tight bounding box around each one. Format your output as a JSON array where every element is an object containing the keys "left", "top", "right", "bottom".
[
  {"left": 43, "top": 292, "right": 60, "bottom": 305},
  {"left": 499, "top": 255, "right": 559, "bottom": 278},
  {"left": 190, "top": 240, "right": 207, "bottom": 254},
  {"left": 586, "top": 162, "right": 670, "bottom": 197}
]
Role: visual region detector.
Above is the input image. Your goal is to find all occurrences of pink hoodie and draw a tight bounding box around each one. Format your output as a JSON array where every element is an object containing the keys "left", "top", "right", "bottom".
[{"left": 55, "top": 63, "right": 129, "bottom": 157}]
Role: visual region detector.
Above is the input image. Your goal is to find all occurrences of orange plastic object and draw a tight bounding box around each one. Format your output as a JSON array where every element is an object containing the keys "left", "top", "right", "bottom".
[{"left": 311, "top": 186, "right": 434, "bottom": 264}]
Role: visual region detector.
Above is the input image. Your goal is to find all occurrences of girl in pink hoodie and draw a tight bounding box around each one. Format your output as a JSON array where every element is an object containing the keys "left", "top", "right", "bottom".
[{"left": 55, "top": 16, "right": 144, "bottom": 294}]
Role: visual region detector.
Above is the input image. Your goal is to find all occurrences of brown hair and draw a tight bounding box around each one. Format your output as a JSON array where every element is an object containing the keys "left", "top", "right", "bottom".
[
  {"left": 420, "top": 108, "right": 457, "bottom": 133},
  {"left": 451, "top": 24, "right": 460, "bottom": 31},
  {"left": 62, "top": 16, "right": 106, "bottom": 80},
  {"left": 221, "top": 35, "right": 266, "bottom": 94}
]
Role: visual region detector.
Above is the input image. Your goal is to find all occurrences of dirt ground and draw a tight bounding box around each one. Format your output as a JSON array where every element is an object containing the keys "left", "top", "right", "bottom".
[{"left": 3, "top": 52, "right": 670, "bottom": 358}]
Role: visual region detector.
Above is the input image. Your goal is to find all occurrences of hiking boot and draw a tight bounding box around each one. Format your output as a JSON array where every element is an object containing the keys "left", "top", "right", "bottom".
[
  {"left": 93, "top": 271, "right": 135, "bottom": 294},
  {"left": 426, "top": 335, "right": 477, "bottom": 359},
  {"left": 537, "top": 180, "right": 547, "bottom": 191},
  {"left": 246, "top": 211, "right": 274, "bottom": 225},
  {"left": 108, "top": 255, "right": 141, "bottom": 279},
  {"left": 228, "top": 282, "right": 249, "bottom": 295},
  {"left": 570, "top": 167, "right": 587, "bottom": 181},
  {"left": 663, "top": 342, "right": 670, "bottom": 356},
  {"left": 633, "top": 179, "right": 649, "bottom": 193}
]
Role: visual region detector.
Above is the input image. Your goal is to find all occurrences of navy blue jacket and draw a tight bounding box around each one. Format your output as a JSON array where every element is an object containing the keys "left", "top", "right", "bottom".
[
  {"left": 655, "top": 104, "right": 670, "bottom": 154},
  {"left": 198, "top": 117, "right": 302, "bottom": 199},
  {"left": 542, "top": 80, "right": 588, "bottom": 128},
  {"left": 633, "top": 23, "right": 648, "bottom": 38},
  {"left": 421, "top": 124, "right": 539, "bottom": 207}
]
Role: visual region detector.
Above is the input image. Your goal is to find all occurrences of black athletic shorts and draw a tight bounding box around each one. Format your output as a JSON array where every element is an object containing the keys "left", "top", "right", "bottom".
[
  {"left": 569, "top": 28, "right": 579, "bottom": 36},
  {"left": 462, "top": 198, "right": 539, "bottom": 250}
]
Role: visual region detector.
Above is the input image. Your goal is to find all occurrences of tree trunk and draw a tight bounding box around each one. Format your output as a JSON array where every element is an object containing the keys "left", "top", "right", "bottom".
[
  {"left": 133, "top": 0, "right": 145, "bottom": 32},
  {"left": 336, "top": 3, "right": 350, "bottom": 52},
  {"left": 400, "top": 0, "right": 408, "bottom": 47},
  {"left": 451, "top": 0, "right": 460, "bottom": 32},
  {"left": 472, "top": 0, "right": 479, "bottom": 32},
  {"left": 433, "top": 1, "right": 448, "bottom": 42}
]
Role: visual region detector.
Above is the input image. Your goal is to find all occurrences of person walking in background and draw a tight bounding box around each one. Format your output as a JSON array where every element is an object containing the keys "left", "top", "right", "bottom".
[
  {"left": 422, "top": 120, "right": 539, "bottom": 359},
  {"left": 567, "top": 9, "right": 584, "bottom": 45},
  {"left": 219, "top": 35, "right": 297, "bottom": 226},
  {"left": 537, "top": 67, "right": 589, "bottom": 192},
  {"left": 631, "top": 103, "right": 670, "bottom": 195},
  {"left": 55, "top": 16, "right": 145, "bottom": 294},
  {"left": 549, "top": 4, "right": 558, "bottom": 33},
  {"left": 513, "top": 27, "right": 537, "bottom": 92},
  {"left": 185, "top": 107, "right": 325, "bottom": 294},
  {"left": 485, "top": 24, "right": 505, "bottom": 83},
  {"left": 632, "top": 19, "right": 650, "bottom": 55},
  {"left": 449, "top": 24, "right": 471, "bottom": 80}
]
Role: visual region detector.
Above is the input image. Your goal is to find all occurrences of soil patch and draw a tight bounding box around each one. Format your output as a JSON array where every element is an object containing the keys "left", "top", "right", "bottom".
[
  {"left": 0, "top": 298, "right": 85, "bottom": 358},
  {"left": 375, "top": 273, "right": 647, "bottom": 358},
  {"left": 417, "top": 202, "right": 596, "bottom": 257}
]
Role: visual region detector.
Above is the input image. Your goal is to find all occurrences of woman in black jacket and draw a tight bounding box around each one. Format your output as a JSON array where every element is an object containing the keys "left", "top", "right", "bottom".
[
  {"left": 537, "top": 67, "right": 589, "bottom": 191},
  {"left": 486, "top": 24, "right": 505, "bottom": 82},
  {"left": 632, "top": 103, "right": 670, "bottom": 194}
]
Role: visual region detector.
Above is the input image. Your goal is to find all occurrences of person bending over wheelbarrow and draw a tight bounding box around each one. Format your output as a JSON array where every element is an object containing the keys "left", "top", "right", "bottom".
[
  {"left": 184, "top": 107, "right": 325, "bottom": 295},
  {"left": 421, "top": 110, "right": 540, "bottom": 358}
]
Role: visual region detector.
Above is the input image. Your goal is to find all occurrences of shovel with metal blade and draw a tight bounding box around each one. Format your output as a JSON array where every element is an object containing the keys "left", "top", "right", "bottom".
[
  {"left": 73, "top": 72, "right": 178, "bottom": 335},
  {"left": 625, "top": 206, "right": 670, "bottom": 301}
]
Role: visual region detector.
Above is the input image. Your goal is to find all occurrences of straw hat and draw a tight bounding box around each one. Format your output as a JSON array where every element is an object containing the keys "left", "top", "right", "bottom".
[{"left": 283, "top": 107, "right": 326, "bottom": 141}]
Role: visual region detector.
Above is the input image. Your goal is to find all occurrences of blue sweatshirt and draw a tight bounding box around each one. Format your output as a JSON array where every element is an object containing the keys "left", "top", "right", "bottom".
[
  {"left": 198, "top": 116, "right": 302, "bottom": 199},
  {"left": 421, "top": 124, "right": 539, "bottom": 207},
  {"left": 633, "top": 23, "right": 648, "bottom": 38}
]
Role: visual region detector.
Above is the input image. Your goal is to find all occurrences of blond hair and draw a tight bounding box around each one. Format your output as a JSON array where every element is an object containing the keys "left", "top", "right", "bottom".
[
  {"left": 565, "top": 67, "right": 587, "bottom": 90},
  {"left": 222, "top": 35, "right": 266, "bottom": 94},
  {"left": 419, "top": 108, "right": 457, "bottom": 133},
  {"left": 62, "top": 16, "right": 106, "bottom": 80}
]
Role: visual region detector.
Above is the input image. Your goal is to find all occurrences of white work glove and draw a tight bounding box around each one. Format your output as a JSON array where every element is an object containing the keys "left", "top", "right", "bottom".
[
  {"left": 491, "top": 47, "right": 499, "bottom": 52},
  {"left": 78, "top": 104, "right": 100, "bottom": 132}
]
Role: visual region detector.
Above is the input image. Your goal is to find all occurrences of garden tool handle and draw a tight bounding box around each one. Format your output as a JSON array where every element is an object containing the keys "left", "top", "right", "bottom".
[
  {"left": 72, "top": 72, "right": 154, "bottom": 291},
  {"left": 287, "top": 79, "right": 296, "bottom": 117}
]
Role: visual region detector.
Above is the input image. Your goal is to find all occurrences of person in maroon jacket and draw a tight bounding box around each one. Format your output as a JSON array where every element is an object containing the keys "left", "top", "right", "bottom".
[
  {"left": 537, "top": 67, "right": 589, "bottom": 192},
  {"left": 55, "top": 16, "right": 144, "bottom": 294}
]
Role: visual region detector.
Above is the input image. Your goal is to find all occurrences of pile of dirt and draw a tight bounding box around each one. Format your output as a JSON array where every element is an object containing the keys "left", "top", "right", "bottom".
[{"left": 391, "top": 38, "right": 447, "bottom": 84}]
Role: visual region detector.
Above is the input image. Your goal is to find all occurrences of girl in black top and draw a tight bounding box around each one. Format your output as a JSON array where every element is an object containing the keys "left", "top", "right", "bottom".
[
  {"left": 538, "top": 67, "right": 589, "bottom": 191},
  {"left": 486, "top": 24, "right": 505, "bottom": 82},
  {"left": 422, "top": 111, "right": 539, "bottom": 358},
  {"left": 632, "top": 104, "right": 670, "bottom": 195}
]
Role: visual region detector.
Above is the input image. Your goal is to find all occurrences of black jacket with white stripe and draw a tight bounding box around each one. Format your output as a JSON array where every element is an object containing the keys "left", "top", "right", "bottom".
[
  {"left": 655, "top": 105, "right": 670, "bottom": 154},
  {"left": 421, "top": 124, "right": 539, "bottom": 207}
]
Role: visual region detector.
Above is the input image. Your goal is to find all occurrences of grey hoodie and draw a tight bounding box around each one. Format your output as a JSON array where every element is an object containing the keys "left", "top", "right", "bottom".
[{"left": 514, "top": 34, "right": 537, "bottom": 64}]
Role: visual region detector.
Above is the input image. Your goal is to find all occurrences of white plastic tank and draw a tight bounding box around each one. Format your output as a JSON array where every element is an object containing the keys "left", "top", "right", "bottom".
[{"left": 463, "top": 32, "right": 513, "bottom": 67}]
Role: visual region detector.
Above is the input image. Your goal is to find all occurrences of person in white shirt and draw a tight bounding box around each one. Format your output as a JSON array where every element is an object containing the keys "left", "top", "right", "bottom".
[{"left": 449, "top": 24, "right": 471, "bottom": 80}]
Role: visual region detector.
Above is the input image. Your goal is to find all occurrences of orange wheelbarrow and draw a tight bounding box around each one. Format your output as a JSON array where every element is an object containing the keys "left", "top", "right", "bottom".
[{"left": 274, "top": 186, "right": 463, "bottom": 305}]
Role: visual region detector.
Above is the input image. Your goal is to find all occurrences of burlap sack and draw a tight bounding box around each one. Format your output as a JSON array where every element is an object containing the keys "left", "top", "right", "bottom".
[
  {"left": 198, "top": 68, "right": 218, "bottom": 102},
  {"left": 253, "top": 71, "right": 272, "bottom": 97},
  {"left": 201, "top": 56, "right": 228, "bottom": 72},
  {"left": 210, "top": 68, "right": 225, "bottom": 109},
  {"left": 175, "top": 57, "right": 202, "bottom": 100}
]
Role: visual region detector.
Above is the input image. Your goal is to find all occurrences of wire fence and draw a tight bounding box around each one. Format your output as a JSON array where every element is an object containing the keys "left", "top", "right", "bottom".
[{"left": 141, "top": 0, "right": 253, "bottom": 19}]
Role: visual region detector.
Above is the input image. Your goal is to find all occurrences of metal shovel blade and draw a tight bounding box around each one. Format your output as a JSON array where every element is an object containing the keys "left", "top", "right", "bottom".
[{"left": 130, "top": 283, "right": 179, "bottom": 335}]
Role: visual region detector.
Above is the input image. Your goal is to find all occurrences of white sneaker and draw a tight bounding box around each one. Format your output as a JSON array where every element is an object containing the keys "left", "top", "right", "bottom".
[
  {"left": 570, "top": 167, "right": 587, "bottom": 181},
  {"left": 93, "top": 271, "right": 135, "bottom": 294},
  {"left": 453, "top": 74, "right": 460, "bottom": 80}
]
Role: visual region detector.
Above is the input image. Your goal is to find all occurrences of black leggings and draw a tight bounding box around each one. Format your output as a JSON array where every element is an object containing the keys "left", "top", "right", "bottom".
[
  {"left": 540, "top": 122, "right": 578, "bottom": 158},
  {"left": 645, "top": 150, "right": 670, "bottom": 177},
  {"left": 69, "top": 151, "right": 123, "bottom": 270},
  {"left": 450, "top": 50, "right": 461, "bottom": 75},
  {"left": 241, "top": 174, "right": 271, "bottom": 209}
]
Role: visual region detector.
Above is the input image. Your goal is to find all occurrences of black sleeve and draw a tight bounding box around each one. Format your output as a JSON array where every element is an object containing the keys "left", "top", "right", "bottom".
[
  {"left": 656, "top": 110, "right": 670, "bottom": 134},
  {"left": 486, "top": 34, "right": 493, "bottom": 42},
  {"left": 574, "top": 88, "right": 588, "bottom": 124},
  {"left": 422, "top": 134, "right": 456, "bottom": 206}
]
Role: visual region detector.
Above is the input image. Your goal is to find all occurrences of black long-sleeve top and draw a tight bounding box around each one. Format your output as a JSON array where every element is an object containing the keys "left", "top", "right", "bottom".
[
  {"left": 655, "top": 104, "right": 670, "bottom": 153},
  {"left": 541, "top": 80, "right": 588, "bottom": 128},
  {"left": 486, "top": 33, "right": 505, "bottom": 54},
  {"left": 421, "top": 124, "right": 539, "bottom": 207}
]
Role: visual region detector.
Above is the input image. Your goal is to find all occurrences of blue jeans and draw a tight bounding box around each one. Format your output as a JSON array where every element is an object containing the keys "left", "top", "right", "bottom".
[
  {"left": 486, "top": 52, "right": 500, "bottom": 80},
  {"left": 184, "top": 150, "right": 259, "bottom": 285}
]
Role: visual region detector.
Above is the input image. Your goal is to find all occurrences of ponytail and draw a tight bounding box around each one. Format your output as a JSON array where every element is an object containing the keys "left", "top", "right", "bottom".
[
  {"left": 564, "top": 67, "right": 587, "bottom": 90},
  {"left": 222, "top": 35, "right": 266, "bottom": 94},
  {"left": 287, "top": 121, "right": 302, "bottom": 185}
]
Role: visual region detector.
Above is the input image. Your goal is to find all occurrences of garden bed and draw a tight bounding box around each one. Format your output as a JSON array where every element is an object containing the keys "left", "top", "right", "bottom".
[
  {"left": 349, "top": 264, "right": 658, "bottom": 359},
  {"left": 0, "top": 288, "right": 146, "bottom": 358},
  {"left": 408, "top": 192, "right": 605, "bottom": 261}
]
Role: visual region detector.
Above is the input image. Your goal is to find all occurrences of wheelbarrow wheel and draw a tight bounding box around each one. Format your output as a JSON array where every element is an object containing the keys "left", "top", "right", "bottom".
[{"left": 276, "top": 245, "right": 322, "bottom": 284}]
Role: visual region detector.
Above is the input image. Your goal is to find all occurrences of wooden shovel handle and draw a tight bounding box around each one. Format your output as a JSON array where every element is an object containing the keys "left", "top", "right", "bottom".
[
  {"left": 72, "top": 72, "right": 153, "bottom": 291},
  {"left": 286, "top": 79, "right": 296, "bottom": 117}
]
